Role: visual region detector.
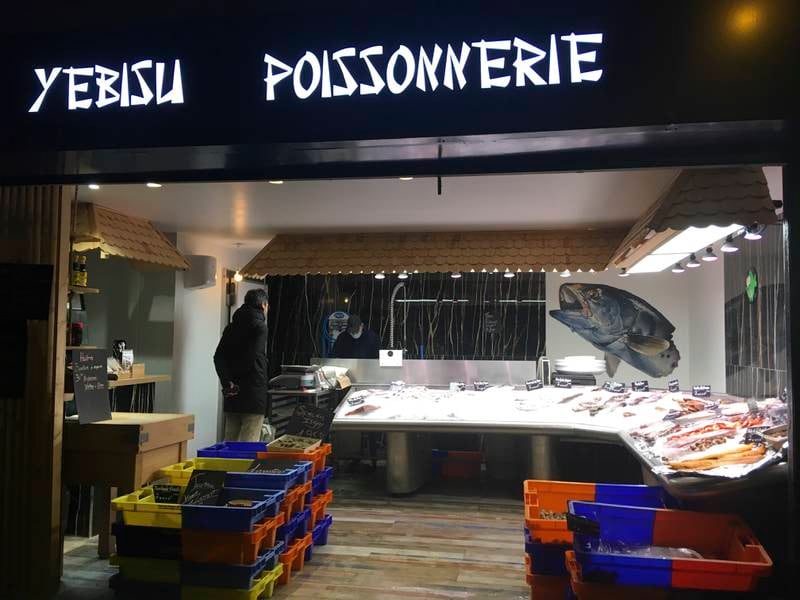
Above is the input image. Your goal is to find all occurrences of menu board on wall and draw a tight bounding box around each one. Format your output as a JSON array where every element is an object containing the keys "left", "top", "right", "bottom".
[{"left": 71, "top": 349, "right": 111, "bottom": 424}]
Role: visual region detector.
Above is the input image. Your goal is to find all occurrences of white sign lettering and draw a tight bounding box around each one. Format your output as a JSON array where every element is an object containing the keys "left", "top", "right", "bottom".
[
  {"left": 264, "top": 33, "right": 603, "bottom": 101},
  {"left": 28, "top": 59, "right": 184, "bottom": 112}
]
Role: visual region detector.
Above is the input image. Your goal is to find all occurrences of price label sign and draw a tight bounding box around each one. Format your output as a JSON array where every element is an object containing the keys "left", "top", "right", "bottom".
[
  {"left": 526, "top": 379, "right": 543, "bottom": 391},
  {"left": 692, "top": 385, "right": 711, "bottom": 398},
  {"left": 668, "top": 379, "right": 680, "bottom": 392},
  {"left": 603, "top": 381, "right": 625, "bottom": 393},
  {"left": 554, "top": 376, "right": 572, "bottom": 389},
  {"left": 631, "top": 380, "right": 649, "bottom": 392}
]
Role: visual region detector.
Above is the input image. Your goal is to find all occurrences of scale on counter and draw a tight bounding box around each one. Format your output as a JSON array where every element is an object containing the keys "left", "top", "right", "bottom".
[{"left": 269, "top": 364, "right": 328, "bottom": 391}]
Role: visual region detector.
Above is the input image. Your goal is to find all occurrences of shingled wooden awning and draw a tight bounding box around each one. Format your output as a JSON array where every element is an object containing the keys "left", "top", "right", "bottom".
[
  {"left": 71, "top": 203, "right": 190, "bottom": 270},
  {"left": 240, "top": 229, "right": 627, "bottom": 278},
  {"left": 610, "top": 167, "right": 778, "bottom": 268}
]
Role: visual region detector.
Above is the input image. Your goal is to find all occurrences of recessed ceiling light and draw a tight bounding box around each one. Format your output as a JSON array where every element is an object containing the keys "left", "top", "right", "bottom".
[
  {"left": 374, "top": 272, "right": 385, "bottom": 280},
  {"left": 233, "top": 271, "right": 243, "bottom": 282},
  {"left": 503, "top": 270, "right": 515, "bottom": 278},
  {"left": 686, "top": 254, "right": 701, "bottom": 268},
  {"left": 618, "top": 268, "right": 630, "bottom": 277},
  {"left": 560, "top": 270, "right": 571, "bottom": 278},
  {"left": 88, "top": 183, "right": 100, "bottom": 190},
  {"left": 398, "top": 272, "right": 409, "bottom": 280},
  {"left": 744, "top": 223, "right": 763, "bottom": 241},
  {"left": 268, "top": 180, "right": 284, "bottom": 185},
  {"left": 451, "top": 272, "right": 462, "bottom": 279},
  {"left": 672, "top": 263, "right": 685, "bottom": 273},
  {"left": 398, "top": 177, "right": 414, "bottom": 181},
  {"left": 146, "top": 182, "right": 162, "bottom": 188}
]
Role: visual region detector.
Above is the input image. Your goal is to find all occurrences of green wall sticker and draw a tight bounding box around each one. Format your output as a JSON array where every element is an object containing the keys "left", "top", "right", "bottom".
[{"left": 745, "top": 268, "right": 758, "bottom": 304}]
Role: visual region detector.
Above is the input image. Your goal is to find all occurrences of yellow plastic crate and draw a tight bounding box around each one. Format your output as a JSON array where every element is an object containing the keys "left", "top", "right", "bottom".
[
  {"left": 111, "top": 486, "right": 185, "bottom": 528},
  {"left": 181, "top": 563, "right": 283, "bottom": 600},
  {"left": 158, "top": 457, "right": 254, "bottom": 486},
  {"left": 109, "top": 555, "right": 180, "bottom": 584}
]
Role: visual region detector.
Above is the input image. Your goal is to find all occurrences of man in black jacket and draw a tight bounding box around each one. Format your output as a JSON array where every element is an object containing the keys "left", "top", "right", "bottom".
[
  {"left": 332, "top": 314, "right": 380, "bottom": 359},
  {"left": 214, "top": 288, "right": 269, "bottom": 441}
]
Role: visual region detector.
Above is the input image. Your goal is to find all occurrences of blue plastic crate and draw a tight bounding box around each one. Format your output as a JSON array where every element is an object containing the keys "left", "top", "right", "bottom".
[
  {"left": 197, "top": 441, "right": 268, "bottom": 459},
  {"left": 180, "top": 541, "right": 284, "bottom": 589},
  {"left": 524, "top": 528, "right": 570, "bottom": 576},
  {"left": 594, "top": 484, "right": 671, "bottom": 509},
  {"left": 276, "top": 507, "right": 311, "bottom": 547},
  {"left": 224, "top": 463, "right": 309, "bottom": 491},
  {"left": 312, "top": 466, "right": 334, "bottom": 497},
  {"left": 305, "top": 514, "right": 333, "bottom": 562},
  {"left": 181, "top": 488, "right": 284, "bottom": 532}
]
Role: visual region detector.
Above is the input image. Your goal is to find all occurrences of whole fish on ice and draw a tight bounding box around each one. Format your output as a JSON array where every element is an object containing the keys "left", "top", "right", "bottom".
[{"left": 549, "top": 283, "right": 680, "bottom": 378}]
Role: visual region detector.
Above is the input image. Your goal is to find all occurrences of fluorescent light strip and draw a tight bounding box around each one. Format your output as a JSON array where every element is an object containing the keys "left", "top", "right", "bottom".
[{"left": 629, "top": 224, "right": 742, "bottom": 273}]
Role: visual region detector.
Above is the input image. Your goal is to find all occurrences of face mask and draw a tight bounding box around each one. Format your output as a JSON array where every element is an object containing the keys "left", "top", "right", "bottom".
[{"left": 351, "top": 331, "right": 362, "bottom": 339}]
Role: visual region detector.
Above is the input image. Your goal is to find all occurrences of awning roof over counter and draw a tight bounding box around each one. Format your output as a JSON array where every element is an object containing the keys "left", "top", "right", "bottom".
[
  {"left": 610, "top": 167, "right": 778, "bottom": 268},
  {"left": 240, "top": 229, "right": 627, "bottom": 277},
  {"left": 72, "top": 203, "right": 189, "bottom": 270}
]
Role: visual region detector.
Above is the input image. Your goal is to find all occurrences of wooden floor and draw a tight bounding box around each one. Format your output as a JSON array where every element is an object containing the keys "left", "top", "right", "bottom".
[{"left": 56, "top": 469, "right": 529, "bottom": 600}]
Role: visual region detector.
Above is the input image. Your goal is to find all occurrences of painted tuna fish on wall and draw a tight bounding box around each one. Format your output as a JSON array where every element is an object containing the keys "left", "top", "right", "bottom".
[{"left": 550, "top": 283, "right": 680, "bottom": 378}]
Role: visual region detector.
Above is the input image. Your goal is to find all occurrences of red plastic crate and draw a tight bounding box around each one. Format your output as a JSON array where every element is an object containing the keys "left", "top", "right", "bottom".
[
  {"left": 182, "top": 512, "right": 285, "bottom": 565},
  {"left": 525, "top": 555, "right": 569, "bottom": 599},
  {"left": 438, "top": 450, "right": 483, "bottom": 480},
  {"left": 257, "top": 443, "right": 332, "bottom": 476},
  {"left": 278, "top": 532, "right": 312, "bottom": 585},
  {"left": 279, "top": 480, "right": 312, "bottom": 521}
]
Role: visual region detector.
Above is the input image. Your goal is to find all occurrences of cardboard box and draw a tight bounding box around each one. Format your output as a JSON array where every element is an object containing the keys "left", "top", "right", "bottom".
[
  {"left": 131, "top": 363, "right": 146, "bottom": 377},
  {"left": 336, "top": 375, "right": 352, "bottom": 390}
]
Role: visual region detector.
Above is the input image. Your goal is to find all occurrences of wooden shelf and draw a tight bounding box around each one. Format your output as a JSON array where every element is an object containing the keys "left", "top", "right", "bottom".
[
  {"left": 65, "top": 345, "right": 99, "bottom": 350},
  {"left": 64, "top": 374, "right": 171, "bottom": 402},
  {"left": 69, "top": 286, "right": 100, "bottom": 294}
]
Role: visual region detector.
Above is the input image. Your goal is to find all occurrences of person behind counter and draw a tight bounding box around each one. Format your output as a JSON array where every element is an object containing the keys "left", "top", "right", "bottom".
[
  {"left": 214, "top": 288, "right": 269, "bottom": 441},
  {"left": 332, "top": 314, "right": 380, "bottom": 359}
]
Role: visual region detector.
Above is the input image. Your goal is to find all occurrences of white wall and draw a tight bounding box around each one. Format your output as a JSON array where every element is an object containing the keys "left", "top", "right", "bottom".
[
  {"left": 545, "top": 265, "right": 725, "bottom": 391},
  {"left": 171, "top": 233, "right": 257, "bottom": 455}
]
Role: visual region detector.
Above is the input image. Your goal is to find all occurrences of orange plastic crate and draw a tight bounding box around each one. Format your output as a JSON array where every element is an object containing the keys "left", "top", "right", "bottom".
[
  {"left": 525, "top": 555, "right": 569, "bottom": 599},
  {"left": 257, "top": 443, "right": 332, "bottom": 476},
  {"left": 279, "top": 481, "right": 312, "bottom": 521},
  {"left": 565, "top": 550, "right": 669, "bottom": 600},
  {"left": 523, "top": 480, "right": 595, "bottom": 544},
  {"left": 278, "top": 532, "right": 312, "bottom": 585},
  {"left": 309, "top": 489, "right": 333, "bottom": 528},
  {"left": 181, "top": 512, "right": 284, "bottom": 565}
]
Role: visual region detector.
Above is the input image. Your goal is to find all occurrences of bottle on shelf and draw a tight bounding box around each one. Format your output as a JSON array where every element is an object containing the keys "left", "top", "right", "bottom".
[
  {"left": 78, "top": 255, "right": 88, "bottom": 287},
  {"left": 70, "top": 252, "right": 82, "bottom": 287}
]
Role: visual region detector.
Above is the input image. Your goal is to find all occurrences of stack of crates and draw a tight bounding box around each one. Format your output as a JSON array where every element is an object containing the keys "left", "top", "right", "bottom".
[
  {"left": 110, "top": 441, "right": 333, "bottom": 598},
  {"left": 564, "top": 501, "right": 773, "bottom": 598},
  {"left": 522, "top": 480, "right": 669, "bottom": 600}
]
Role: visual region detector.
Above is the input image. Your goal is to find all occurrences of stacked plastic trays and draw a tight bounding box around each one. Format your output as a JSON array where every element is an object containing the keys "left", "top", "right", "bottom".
[
  {"left": 522, "top": 480, "right": 669, "bottom": 600},
  {"left": 565, "top": 502, "right": 773, "bottom": 598},
  {"left": 195, "top": 441, "right": 335, "bottom": 586}
]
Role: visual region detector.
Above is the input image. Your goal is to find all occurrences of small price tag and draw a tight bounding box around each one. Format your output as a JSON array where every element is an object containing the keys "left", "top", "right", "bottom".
[
  {"left": 631, "top": 380, "right": 649, "bottom": 392},
  {"left": 153, "top": 483, "right": 182, "bottom": 504},
  {"left": 668, "top": 379, "right": 680, "bottom": 392},
  {"left": 554, "top": 376, "right": 572, "bottom": 389},
  {"left": 692, "top": 385, "right": 711, "bottom": 398},
  {"left": 526, "top": 379, "right": 543, "bottom": 391},
  {"left": 603, "top": 381, "right": 625, "bottom": 393},
  {"left": 473, "top": 380, "right": 489, "bottom": 391}
]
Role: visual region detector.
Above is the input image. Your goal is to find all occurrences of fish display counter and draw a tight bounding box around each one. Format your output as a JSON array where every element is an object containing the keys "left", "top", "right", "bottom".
[{"left": 332, "top": 382, "right": 788, "bottom": 497}]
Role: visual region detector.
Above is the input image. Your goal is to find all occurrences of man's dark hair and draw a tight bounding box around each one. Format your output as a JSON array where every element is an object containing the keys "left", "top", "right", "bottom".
[{"left": 244, "top": 288, "right": 268, "bottom": 308}]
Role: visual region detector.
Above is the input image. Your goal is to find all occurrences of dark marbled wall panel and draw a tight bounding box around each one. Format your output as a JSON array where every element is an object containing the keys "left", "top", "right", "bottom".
[
  {"left": 266, "top": 272, "right": 545, "bottom": 376},
  {"left": 724, "top": 224, "right": 787, "bottom": 398}
]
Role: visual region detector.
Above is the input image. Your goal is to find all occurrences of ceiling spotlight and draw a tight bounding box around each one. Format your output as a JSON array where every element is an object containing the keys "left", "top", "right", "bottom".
[
  {"left": 398, "top": 272, "right": 409, "bottom": 280},
  {"left": 618, "top": 268, "right": 630, "bottom": 277},
  {"left": 503, "top": 270, "right": 515, "bottom": 278},
  {"left": 145, "top": 182, "right": 162, "bottom": 188},
  {"left": 88, "top": 183, "right": 100, "bottom": 190},
  {"left": 744, "top": 223, "right": 763, "bottom": 241},
  {"left": 560, "top": 270, "right": 571, "bottom": 278},
  {"left": 233, "top": 271, "right": 243, "bottom": 282},
  {"left": 702, "top": 247, "right": 718, "bottom": 262},
  {"left": 451, "top": 272, "right": 462, "bottom": 279},
  {"left": 343, "top": 297, "right": 349, "bottom": 303},
  {"left": 672, "top": 263, "right": 685, "bottom": 273},
  {"left": 374, "top": 272, "right": 385, "bottom": 280},
  {"left": 686, "top": 254, "right": 701, "bottom": 268},
  {"left": 398, "top": 176, "right": 414, "bottom": 181},
  {"left": 721, "top": 236, "right": 739, "bottom": 253},
  {"left": 268, "top": 180, "right": 284, "bottom": 185}
]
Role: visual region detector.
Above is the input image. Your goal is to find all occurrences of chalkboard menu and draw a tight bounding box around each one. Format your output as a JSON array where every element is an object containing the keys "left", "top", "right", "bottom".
[
  {"left": 71, "top": 349, "right": 111, "bottom": 424},
  {"left": 182, "top": 470, "right": 226, "bottom": 506},
  {"left": 286, "top": 403, "right": 334, "bottom": 441}
]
